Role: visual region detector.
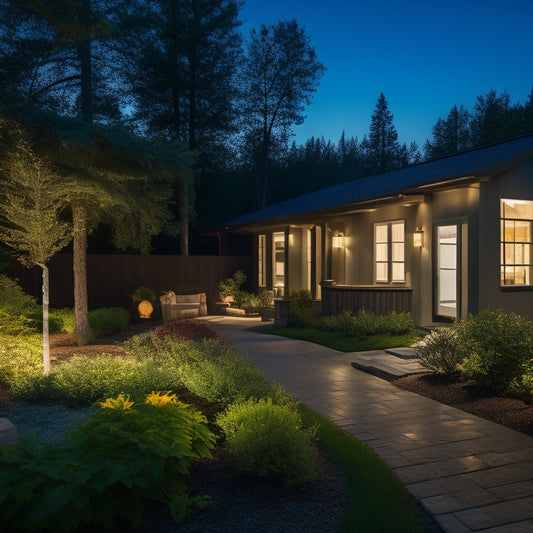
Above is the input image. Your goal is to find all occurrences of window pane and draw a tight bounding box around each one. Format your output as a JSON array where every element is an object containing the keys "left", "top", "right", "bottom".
[
  {"left": 502, "top": 199, "right": 533, "bottom": 220},
  {"left": 505, "top": 243, "right": 515, "bottom": 264},
  {"left": 440, "top": 244, "right": 457, "bottom": 269},
  {"left": 376, "top": 243, "right": 388, "bottom": 262},
  {"left": 392, "top": 262, "right": 404, "bottom": 282},
  {"left": 392, "top": 242, "right": 404, "bottom": 261},
  {"left": 375, "top": 224, "right": 388, "bottom": 243},
  {"left": 376, "top": 263, "right": 388, "bottom": 282},
  {"left": 515, "top": 221, "right": 530, "bottom": 242},
  {"left": 391, "top": 222, "right": 404, "bottom": 242}
]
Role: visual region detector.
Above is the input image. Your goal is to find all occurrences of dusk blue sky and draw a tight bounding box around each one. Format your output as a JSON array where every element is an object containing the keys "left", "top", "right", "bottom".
[{"left": 240, "top": 0, "right": 533, "bottom": 149}]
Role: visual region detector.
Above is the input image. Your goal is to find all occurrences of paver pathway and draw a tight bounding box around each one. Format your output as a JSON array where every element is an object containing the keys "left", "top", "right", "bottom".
[{"left": 202, "top": 316, "right": 533, "bottom": 533}]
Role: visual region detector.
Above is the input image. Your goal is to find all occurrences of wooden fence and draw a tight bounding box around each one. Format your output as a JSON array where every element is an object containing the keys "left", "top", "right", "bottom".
[{"left": 7, "top": 254, "right": 253, "bottom": 313}]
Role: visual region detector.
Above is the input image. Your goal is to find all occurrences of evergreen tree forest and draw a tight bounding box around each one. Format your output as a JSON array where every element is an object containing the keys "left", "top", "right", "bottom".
[{"left": 1, "top": 0, "right": 532, "bottom": 255}]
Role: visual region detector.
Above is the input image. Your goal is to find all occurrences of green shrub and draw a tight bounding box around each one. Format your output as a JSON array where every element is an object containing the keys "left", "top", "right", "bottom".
[
  {"left": 0, "top": 392, "right": 215, "bottom": 531},
  {"left": 415, "top": 327, "right": 462, "bottom": 375},
  {"left": 176, "top": 340, "right": 279, "bottom": 407},
  {"left": 0, "top": 333, "right": 43, "bottom": 396},
  {"left": 457, "top": 308, "right": 533, "bottom": 396},
  {"left": 33, "top": 355, "right": 181, "bottom": 406},
  {"left": 288, "top": 289, "right": 316, "bottom": 328},
  {"left": 217, "top": 398, "right": 317, "bottom": 486},
  {"left": 88, "top": 307, "right": 130, "bottom": 337},
  {"left": 125, "top": 331, "right": 286, "bottom": 407},
  {"left": 317, "top": 309, "right": 354, "bottom": 332},
  {"left": 131, "top": 286, "right": 156, "bottom": 303},
  {"left": 315, "top": 309, "right": 414, "bottom": 338},
  {"left": 0, "top": 274, "right": 41, "bottom": 335},
  {"left": 49, "top": 308, "right": 76, "bottom": 333},
  {"left": 218, "top": 270, "right": 247, "bottom": 301}
]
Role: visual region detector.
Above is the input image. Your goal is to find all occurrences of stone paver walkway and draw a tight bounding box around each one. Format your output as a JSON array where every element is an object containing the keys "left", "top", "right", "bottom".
[{"left": 201, "top": 316, "right": 533, "bottom": 533}]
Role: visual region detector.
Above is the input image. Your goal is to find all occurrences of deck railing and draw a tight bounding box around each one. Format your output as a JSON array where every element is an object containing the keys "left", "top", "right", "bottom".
[{"left": 320, "top": 284, "right": 412, "bottom": 316}]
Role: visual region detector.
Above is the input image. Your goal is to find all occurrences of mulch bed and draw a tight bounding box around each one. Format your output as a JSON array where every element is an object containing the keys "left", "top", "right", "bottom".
[{"left": 393, "top": 373, "right": 533, "bottom": 436}]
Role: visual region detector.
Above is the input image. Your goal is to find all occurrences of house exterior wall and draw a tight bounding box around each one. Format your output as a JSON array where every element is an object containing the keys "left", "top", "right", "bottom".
[
  {"left": 247, "top": 161, "right": 533, "bottom": 324},
  {"left": 479, "top": 162, "right": 533, "bottom": 319}
]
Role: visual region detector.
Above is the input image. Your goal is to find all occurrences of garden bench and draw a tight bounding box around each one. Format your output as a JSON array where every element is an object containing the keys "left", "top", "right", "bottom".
[{"left": 160, "top": 292, "right": 207, "bottom": 320}]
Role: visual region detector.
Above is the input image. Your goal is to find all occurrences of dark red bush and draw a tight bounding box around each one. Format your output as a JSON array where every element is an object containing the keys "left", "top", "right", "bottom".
[{"left": 156, "top": 320, "right": 220, "bottom": 341}]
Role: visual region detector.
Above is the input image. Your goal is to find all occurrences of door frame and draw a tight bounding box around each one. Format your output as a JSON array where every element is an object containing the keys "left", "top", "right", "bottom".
[{"left": 433, "top": 218, "right": 468, "bottom": 322}]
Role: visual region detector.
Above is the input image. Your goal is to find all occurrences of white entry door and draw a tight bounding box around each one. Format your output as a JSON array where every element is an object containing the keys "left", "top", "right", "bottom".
[{"left": 436, "top": 225, "right": 459, "bottom": 319}]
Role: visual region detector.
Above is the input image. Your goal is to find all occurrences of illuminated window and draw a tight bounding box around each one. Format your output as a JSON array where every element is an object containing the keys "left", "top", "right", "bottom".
[
  {"left": 258, "top": 234, "right": 266, "bottom": 287},
  {"left": 374, "top": 221, "right": 405, "bottom": 283},
  {"left": 273, "top": 232, "right": 285, "bottom": 296},
  {"left": 500, "top": 199, "right": 532, "bottom": 286}
]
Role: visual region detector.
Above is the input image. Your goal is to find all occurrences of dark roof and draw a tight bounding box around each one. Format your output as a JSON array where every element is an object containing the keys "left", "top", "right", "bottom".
[{"left": 226, "top": 134, "right": 533, "bottom": 228}]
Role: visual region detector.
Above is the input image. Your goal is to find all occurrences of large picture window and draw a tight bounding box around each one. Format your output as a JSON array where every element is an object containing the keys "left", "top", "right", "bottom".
[
  {"left": 501, "top": 199, "right": 532, "bottom": 286},
  {"left": 374, "top": 221, "right": 405, "bottom": 283}
]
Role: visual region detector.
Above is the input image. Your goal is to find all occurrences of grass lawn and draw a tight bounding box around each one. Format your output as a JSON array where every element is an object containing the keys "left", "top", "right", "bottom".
[
  {"left": 300, "top": 406, "right": 424, "bottom": 533},
  {"left": 252, "top": 325, "right": 420, "bottom": 352}
]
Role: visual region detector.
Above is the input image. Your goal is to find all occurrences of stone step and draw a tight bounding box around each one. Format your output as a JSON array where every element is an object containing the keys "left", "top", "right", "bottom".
[
  {"left": 384, "top": 347, "right": 418, "bottom": 359},
  {"left": 0, "top": 417, "right": 18, "bottom": 446}
]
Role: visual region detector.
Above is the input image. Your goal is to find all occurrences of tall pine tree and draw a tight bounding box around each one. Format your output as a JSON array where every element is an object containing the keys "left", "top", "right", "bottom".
[{"left": 366, "top": 92, "right": 402, "bottom": 172}]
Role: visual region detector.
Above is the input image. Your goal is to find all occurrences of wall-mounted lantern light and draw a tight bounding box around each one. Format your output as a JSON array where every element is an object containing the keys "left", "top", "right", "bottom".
[
  {"left": 413, "top": 227, "right": 424, "bottom": 248},
  {"left": 332, "top": 232, "right": 345, "bottom": 248}
]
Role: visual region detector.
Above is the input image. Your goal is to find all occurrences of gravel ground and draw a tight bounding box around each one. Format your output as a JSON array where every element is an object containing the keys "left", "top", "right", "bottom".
[{"left": 0, "top": 401, "right": 95, "bottom": 445}]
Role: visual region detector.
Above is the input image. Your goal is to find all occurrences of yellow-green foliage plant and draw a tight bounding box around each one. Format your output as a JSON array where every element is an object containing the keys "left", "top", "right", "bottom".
[
  {"left": 217, "top": 398, "right": 317, "bottom": 486},
  {"left": 0, "top": 392, "right": 215, "bottom": 531}
]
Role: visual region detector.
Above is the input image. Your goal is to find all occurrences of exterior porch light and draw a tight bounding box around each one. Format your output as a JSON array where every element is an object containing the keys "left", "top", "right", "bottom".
[
  {"left": 413, "top": 227, "right": 424, "bottom": 248},
  {"left": 332, "top": 232, "right": 345, "bottom": 248}
]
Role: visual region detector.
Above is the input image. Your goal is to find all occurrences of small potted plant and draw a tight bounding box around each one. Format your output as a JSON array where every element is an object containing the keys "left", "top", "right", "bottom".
[{"left": 132, "top": 286, "right": 157, "bottom": 319}]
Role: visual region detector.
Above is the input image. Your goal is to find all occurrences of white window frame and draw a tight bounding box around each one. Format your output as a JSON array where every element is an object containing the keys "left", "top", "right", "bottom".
[
  {"left": 374, "top": 220, "right": 405, "bottom": 284},
  {"left": 273, "top": 232, "right": 286, "bottom": 296},
  {"left": 258, "top": 234, "right": 266, "bottom": 287},
  {"left": 500, "top": 199, "right": 532, "bottom": 287}
]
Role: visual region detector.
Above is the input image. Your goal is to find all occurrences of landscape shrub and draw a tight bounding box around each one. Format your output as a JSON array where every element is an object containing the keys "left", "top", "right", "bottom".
[
  {"left": 317, "top": 309, "right": 353, "bottom": 332},
  {"left": 0, "top": 392, "right": 215, "bottom": 531},
  {"left": 88, "top": 307, "right": 130, "bottom": 337},
  {"left": 415, "top": 327, "right": 462, "bottom": 375},
  {"left": 176, "top": 340, "right": 279, "bottom": 407},
  {"left": 218, "top": 270, "right": 248, "bottom": 308},
  {"left": 456, "top": 308, "right": 533, "bottom": 396},
  {"left": 217, "top": 398, "right": 317, "bottom": 486},
  {"left": 315, "top": 309, "right": 414, "bottom": 338},
  {"left": 33, "top": 355, "right": 181, "bottom": 406},
  {"left": 49, "top": 307, "right": 76, "bottom": 333},
  {"left": 288, "top": 289, "right": 316, "bottom": 328},
  {"left": 0, "top": 333, "right": 43, "bottom": 397},
  {"left": 0, "top": 274, "right": 41, "bottom": 335}
]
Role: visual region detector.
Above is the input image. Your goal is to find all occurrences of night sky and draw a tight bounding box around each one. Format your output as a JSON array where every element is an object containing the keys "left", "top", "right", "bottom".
[{"left": 241, "top": 0, "right": 533, "bottom": 148}]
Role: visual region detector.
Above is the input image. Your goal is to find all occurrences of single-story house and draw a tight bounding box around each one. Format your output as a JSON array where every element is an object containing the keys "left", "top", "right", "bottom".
[{"left": 221, "top": 134, "right": 533, "bottom": 326}]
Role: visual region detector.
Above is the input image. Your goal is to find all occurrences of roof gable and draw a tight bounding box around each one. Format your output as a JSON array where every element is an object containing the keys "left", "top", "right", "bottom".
[{"left": 226, "top": 134, "right": 533, "bottom": 228}]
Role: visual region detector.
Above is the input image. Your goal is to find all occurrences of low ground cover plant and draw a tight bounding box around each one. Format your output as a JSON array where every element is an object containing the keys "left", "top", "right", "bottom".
[{"left": 0, "top": 392, "right": 215, "bottom": 531}]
